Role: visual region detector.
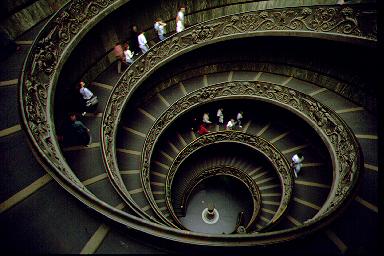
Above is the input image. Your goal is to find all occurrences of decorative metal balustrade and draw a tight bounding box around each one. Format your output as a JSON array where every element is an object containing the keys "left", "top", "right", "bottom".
[
  {"left": 164, "top": 131, "right": 291, "bottom": 231},
  {"left": 102, "top": 6, "right": 373, "bottom": 233},
  {"left": 129, "top": 80, "right": 362, "bottom": 236},
  {"left": 18, "top": 2, "right": 371, "bottom": 246}
]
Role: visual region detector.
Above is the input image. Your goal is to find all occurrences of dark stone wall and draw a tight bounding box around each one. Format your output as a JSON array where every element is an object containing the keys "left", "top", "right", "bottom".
[
  {"left": 0, "top": 0, "right": 35, "bottom": 20},
  {"left": 0, "top": 0, "right": 66, "bottom": 38}
]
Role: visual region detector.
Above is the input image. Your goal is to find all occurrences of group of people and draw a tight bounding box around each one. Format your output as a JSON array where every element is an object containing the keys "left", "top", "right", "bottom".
[
  {"left": 217, "top": 109, "right": 244, "bottom": 130},
  {"left": 54, "top": 4, "right": 311, "bottom": 181},
  {"left": 58, "top": 6, "right": 188, "bottom": 143},
  {"left": 114, "top": 40, "right": 136, "bottom": 74},
  {"left": 192, "top": 108, "right": 305, "bottom": 179},
  {"left": 113, "top": 5, "right": 186, "bottom": 74},
  {"left": 220, "top": 110, "right": 243, "bottom": 130},
  {"left": 58, "top": 81, "right": 99, "bottom": 146},
  {"left": 192, "top": 108, "right": 244, "bottom": 136},
  {"left": 62, "top": 82, "right": 305, "bottom": 178}
]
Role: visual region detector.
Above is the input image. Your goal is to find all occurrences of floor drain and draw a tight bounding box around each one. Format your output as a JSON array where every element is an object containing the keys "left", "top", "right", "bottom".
[{"left": 202, "top": 208, "right": 219, "bottom": 224}]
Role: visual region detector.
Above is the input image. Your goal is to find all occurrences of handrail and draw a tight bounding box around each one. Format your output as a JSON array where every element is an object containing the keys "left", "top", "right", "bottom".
[
  {"left": 19, "top": 2, "right": 368, "bottom": 246},
  {"left": 18, "top": 0, "right": 158, "bottom": 222},
  {"left": 102, "top": 5, "right": 374, "bottom": 229},
  {"left": 120, "top": 79, "right": 362, "bottom": 242},
  {"left": 132, "top": 79, "right": 359, "bottom": 227},
  {"left": 164, "top": 132, "right": 291, "bottom": 231}
]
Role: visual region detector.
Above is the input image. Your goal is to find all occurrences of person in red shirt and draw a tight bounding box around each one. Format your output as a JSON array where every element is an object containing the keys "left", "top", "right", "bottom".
[
  {"left": 114, "top": 42, "right": 124, "bottom": 74},
  {"left": 198, "top": 123, "right": 209, "bottom": 135}
]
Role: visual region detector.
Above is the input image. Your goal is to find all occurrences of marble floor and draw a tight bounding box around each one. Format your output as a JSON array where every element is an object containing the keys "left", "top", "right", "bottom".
[{"left": 180, "top": 176, "right": 253, "bottom": 234}]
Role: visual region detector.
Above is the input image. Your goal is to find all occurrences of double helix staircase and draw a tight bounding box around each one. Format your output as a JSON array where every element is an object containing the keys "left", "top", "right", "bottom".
[
  {"left": 0, "top": 1, "right": 378, "bottom": 254},
  {"left": 113, "top": 66, "right": 335, "bottom": 232}
]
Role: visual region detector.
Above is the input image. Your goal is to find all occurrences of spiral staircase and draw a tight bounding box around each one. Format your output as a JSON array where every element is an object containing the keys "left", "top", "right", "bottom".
[{"left": 0, "top": 0, "right": 379, "bottom": 254}]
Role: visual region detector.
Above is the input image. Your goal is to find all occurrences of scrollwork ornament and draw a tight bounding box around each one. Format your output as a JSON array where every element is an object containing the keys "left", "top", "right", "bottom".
[
  {"left": 161, "top": 131, "right": 291, "bottom": 229},
  {"left": 104, "top": 7, "right": 374, "bottom": 219},
  {"left": 191, "top": 25, "right": 215, "bottom": 44}
]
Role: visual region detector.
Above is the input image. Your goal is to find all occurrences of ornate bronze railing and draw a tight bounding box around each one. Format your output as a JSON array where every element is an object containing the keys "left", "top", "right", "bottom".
[
  {"left": 102, "top": 5, "right": 373, "bottom": 228},
  {"left": 18, "top": 2, "right": 369, "bottom": 246},
  {"left": 129, "top": 80, "right": 360, "bottom": 231},
  {"left": 18, "top": 0, "right": 159, "bottom": 226},
  {"left": 164, "top": 131, "right": 291, "bottom": 231}
]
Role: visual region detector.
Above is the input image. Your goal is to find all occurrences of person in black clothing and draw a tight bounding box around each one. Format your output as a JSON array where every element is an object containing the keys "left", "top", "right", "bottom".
[
  {"left": 60, "top": 113, "right": 91, "bottom": 146},
  {"left": 0, "top": 30, "right": 20, "bottom": 61},
  {"left": 130, "top": 25, "right": 141, "bottom": 55}
]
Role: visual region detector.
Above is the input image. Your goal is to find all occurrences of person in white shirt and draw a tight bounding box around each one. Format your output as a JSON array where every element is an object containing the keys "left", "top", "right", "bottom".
[
  {"left": 217, "top": 108, "right": 224, "bottom": 125},
  {"left": 176, "top": 6, "right": 186, "bottom": 32},
  {"left": 203, "top": 113, "right": 212, "bottom": 124},
  {"left": 138, "top": 31, "right": 149, "bottom": 54},
  {"left": 123, "top": 43, "right": 134, "bottom": 64},
  {"left": 226, "top": 119, "right": 236, "bottom": 130},
  {"left": 237, "top": 111, "right": 243, "bottom": 128},
  {"left": 291, "top": 153, "right": 304, "bottom": 178},
  {"left": 79, "top": 81, "right": 93, "bottom": 101},
  {"left": 79, "top": 81, "right": 98, "bottom": 116},
  {"left": 154, "top": 18, "right": 167, "bottom": 41}
]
